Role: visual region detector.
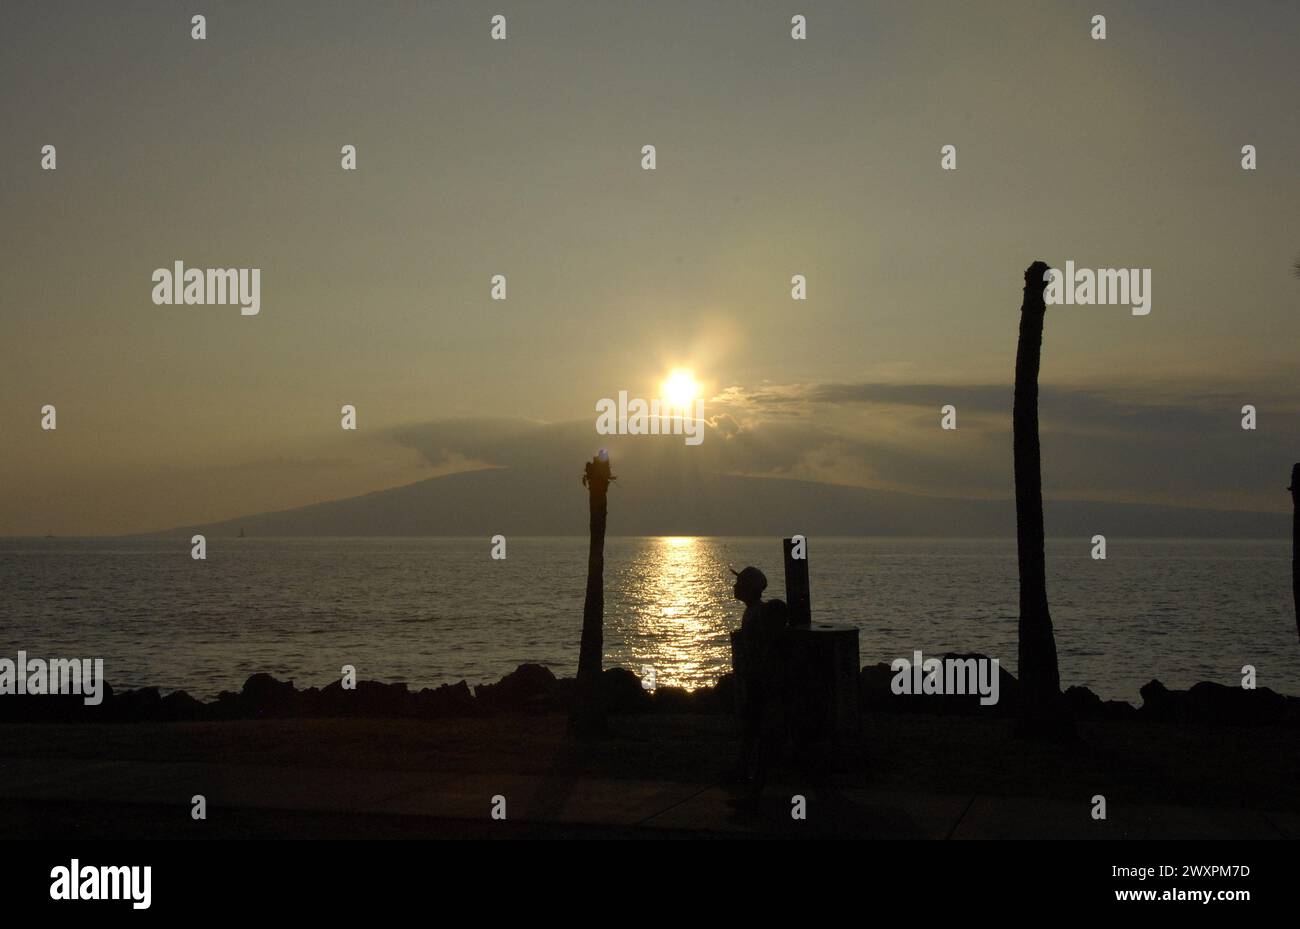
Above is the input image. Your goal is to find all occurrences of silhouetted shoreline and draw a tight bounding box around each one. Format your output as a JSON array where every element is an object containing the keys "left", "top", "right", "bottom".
[{"left": 4, "top": 656, "right": 1297, "bottom": 728}]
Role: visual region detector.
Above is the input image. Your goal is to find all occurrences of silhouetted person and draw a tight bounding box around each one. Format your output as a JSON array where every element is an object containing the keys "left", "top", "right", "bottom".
[{"left": 729, "top": 566, "right": 787, "bottom": 809}]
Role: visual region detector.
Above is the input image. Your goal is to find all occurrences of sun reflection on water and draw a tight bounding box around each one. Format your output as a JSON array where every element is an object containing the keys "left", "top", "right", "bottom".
[{"left": 608, "top": 536, "right": 736, "bottom": 691}]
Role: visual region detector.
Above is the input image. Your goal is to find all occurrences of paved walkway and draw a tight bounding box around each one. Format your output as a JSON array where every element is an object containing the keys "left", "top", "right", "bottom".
[{"left": 1, "top": 756, "right": 1293, "bottom": 839}]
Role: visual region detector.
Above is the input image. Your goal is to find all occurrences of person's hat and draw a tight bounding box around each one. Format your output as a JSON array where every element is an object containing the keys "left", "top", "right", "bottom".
[{"left": 729, "top": 566, "right": 767, "bottom": 593}]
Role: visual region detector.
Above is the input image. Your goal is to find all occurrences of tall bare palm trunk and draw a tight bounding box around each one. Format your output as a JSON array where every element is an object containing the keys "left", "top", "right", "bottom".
[
  {"left": 1290, "top": 463, "right": 1299, "bottom": 643},
  {"left": 573, "top": 453, "right": 613, "bottom": 736},
  {"left": 1014, "top": 262, "right": 1064, "bottom": 733}
]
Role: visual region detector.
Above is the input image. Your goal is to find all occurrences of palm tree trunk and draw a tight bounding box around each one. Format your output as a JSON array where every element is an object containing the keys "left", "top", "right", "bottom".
[
  {"left": 573, "top": 454, "right": 612, "bottom": 736},
  {"left": 1290, "top": 463, "right": 1299, "bottom": 643},
  {"left": 1014, "top": 262, "right": 1064, "bottom": 734}
]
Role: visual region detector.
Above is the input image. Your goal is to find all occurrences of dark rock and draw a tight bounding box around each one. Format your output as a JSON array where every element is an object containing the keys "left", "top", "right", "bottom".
[
  {"left": 296, "top": 686, "right": 323, "bottom": 717},
  {"left": 710, "top": 673, "right": 736, "bottom": 713},
  {"left": 354, "top": 680, "right": 412, "bottom": 717},
  {"left": 413, "top": 680, "right": 478, "bottom": 717},
  {"left": 650, "top": 685, "right": 695, "bottom": 713},
  {"left": 1186, "top": 681, "right": 1292, "bottom": 725},
  {"left": 240, "top": 674, "right": 298, "bottom": 717},
  {"left": 115, "top": 687, "right": 163, "bottom": 720},
  {"left": 1139, "top": 679, "right": 1188, "bottom": 722},
  {"left": 1139, "top": 679, "right": 1299, "bottom": 727},
  {"left": 318, "top": 680, "right": 351, "bottom": 716},
  {"left": 1063, "top": 685, "right": 1102, "bottom": 718},
  {"left": 860, "top": 663, "right": 896, "bottom": 711},
  {"left": 859, "top": 655, "right": 1018, "bottom": 717},
  {"left": 1060, "top": 685, "right": 1133, "bottom": 721},
  {"left": 18, "top": 654, "right": 1299, "bottom": 730},
  {"left": 645, "top": 678, "right": 731, "bottom": 714},
  {"left": 600, "top": 667, "right": 651, "bottom": 713},
  {"left": 207, "top": 690, "right": 242, "bottom": 721},
  {"left": 553, "top": 676, "right": 577, "bottom": 708},
  {"left": 159, "top": 690, "right": 204, "bottom": 721},
  {"left": 1099, "top": 698, "right": 1138, "bottom": 720},
  {"left": 474, "top": 663, "right": 559, "bottom": 712},
  {"left": 316, "top": 679, "right": 411, "bottom": 718}
]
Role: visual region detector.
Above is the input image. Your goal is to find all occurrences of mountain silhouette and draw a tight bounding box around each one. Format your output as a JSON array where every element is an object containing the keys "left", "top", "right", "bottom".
[{"left": 139, "top": 465, "right": 1286, "bottom": 538}]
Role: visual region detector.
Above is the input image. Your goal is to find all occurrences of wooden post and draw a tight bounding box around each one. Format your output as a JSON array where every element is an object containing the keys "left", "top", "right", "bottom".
[
  {"left": 1291, "top": 463, "right": 1299, "bottom": 643},
  {"left": 573, "top": 452, "right": 613, "bottom": 736},
  {"left": 1014, "top": 261, "right": 1065, "bottom": 735},
  {"left": 783, "top": 537, "right": 812, "bottom": 627}
]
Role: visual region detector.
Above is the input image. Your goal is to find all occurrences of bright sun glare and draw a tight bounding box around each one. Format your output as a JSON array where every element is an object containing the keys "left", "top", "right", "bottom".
[{"left": 660, "top": 368, "right": 700, "bottom": 410}]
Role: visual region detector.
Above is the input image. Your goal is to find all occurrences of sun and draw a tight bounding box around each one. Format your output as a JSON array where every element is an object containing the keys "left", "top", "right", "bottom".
[{"left": 660, "top": 368, "right": 700, "bottom": 410}]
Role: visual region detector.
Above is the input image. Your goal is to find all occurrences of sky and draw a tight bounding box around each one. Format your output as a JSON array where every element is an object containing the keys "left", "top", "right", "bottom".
[{"left": 1, "top": 0, "right": 1298, "bottom": 535}]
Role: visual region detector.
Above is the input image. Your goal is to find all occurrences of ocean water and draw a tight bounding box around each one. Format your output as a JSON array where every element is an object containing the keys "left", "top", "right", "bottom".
[{"left": 1, "top": 537, "right": 1296, "bottom": 704}]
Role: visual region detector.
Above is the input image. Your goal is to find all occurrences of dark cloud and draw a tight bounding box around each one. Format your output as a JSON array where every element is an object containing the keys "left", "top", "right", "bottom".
[{"left": 384, "top": 379, "right": 1297, "bottom": 513}]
